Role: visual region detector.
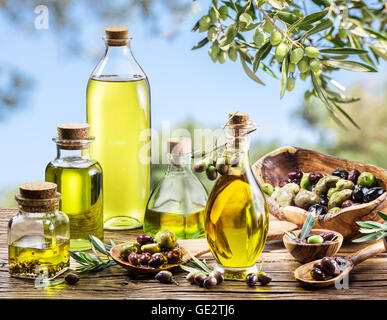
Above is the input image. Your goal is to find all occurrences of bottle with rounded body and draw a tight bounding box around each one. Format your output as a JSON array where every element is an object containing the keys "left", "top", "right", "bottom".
[
  {"left": 8, "top": 182, "right": 70, "bottom": 280},
  {"left": 87, "top": 27, "right": 151, "bottom": 230},
  {"left": 144, "top": 138, "right": 207, "bottom": 239},
  {"left": 205, "top": 116, "right": 269, "bottom": 280},
  {"left": 45, "top": 124, "right": 103, "bottom": 251}
]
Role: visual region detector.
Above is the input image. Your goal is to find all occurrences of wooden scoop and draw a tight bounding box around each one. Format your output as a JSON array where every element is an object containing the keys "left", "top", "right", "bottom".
[{"left": 294, "top": 241, "right": 386, "bottom": 288}]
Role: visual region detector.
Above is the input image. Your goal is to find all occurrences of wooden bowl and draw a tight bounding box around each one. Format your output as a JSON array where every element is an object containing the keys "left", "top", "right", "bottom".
[
  {"left": 283, "top": 229, "right": 343, "bottom": 263},
  {"left": 253, "top": 146, "right": 387, "bottom": 240},
  {"left": 110, "top": 243, "right": 190, "bottom": 274}
]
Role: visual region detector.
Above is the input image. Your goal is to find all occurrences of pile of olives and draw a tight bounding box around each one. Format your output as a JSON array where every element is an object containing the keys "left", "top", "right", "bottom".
[
  {"left": 291, "top": 231, "right": 337, "bottom": 244},
  {"left": 262, "top": 168, "right": 386, "bottom": 214},
  {"left": 194, "top": 155, "right": 238, "bottom": 181},
  {"left": 186, "top": 270, "right": 224, "bottom": 289},
  {"left": 310, "top": 256, "right": 347, "bottom": 281},
  {"left": 119, "top": 230, "right": 182, "bottom": 268}
]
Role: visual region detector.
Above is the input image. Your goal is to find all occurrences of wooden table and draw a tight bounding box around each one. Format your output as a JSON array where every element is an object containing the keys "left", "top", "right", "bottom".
[{"left": 1, "top": 208, "right": 386, "bottom": 300}]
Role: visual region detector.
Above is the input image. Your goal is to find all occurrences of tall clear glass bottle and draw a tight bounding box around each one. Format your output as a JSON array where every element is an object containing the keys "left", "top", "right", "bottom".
[
  {"left": 45, "top": 124, "right": 103, "bottom": 251},
  {"left": 144, "top": 137, "right": 208, "bottom": 239},
  {"left": 87, "top": 26, "right": 151, "bottom": 230},
  {"left": 205, "top": 113, "right": 269, "bottom": 280}
]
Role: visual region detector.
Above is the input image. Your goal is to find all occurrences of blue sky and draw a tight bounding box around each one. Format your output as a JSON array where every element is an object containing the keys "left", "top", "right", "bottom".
[{"left": 0, "top": 2, "right": 386, "bottom": 198}]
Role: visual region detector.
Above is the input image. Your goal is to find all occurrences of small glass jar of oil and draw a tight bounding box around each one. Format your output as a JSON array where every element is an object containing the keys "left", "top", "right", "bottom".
[
  {"left": 144, "top": 137, "right": 208, "bottom": 239},
  {"left": 205, "top": 112, "right": 269, "bottom": 280},
  {"left": 8, "top": 182, "right": 70, "bottom": 280},
  {"left": 45, "top": 124, "right": 103, "bottom": 251}
]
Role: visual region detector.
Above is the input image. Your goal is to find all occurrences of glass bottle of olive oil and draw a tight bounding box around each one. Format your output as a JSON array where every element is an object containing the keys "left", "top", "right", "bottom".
[
  {"left": 205, "top": 113, "right": 269, "bottom": 280},
  {"left": 8, "top": 182, "right": 70, "bottom": 279},
  {"left": 144, "top": 137, "right": 208, "bottom": 239},
  {"left": 87, "top": 27, "right": 151, "bottom": 230},
  {"left": 45, "top": 124, "right": 103, "bottom": 251}
]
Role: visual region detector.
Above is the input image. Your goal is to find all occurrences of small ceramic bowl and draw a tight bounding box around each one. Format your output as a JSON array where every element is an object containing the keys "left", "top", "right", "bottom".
[{"left": 283, "top": 228, "right": 343, "bottom": 263}]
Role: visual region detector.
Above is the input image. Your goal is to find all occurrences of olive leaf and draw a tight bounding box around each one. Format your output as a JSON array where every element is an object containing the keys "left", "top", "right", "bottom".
[
  {"left": 253, "top": 41, "right": 272, "bottom": 73},
  {"left": 288, "top": 9, "right": 329, "bottom": 32},
  {"left": 279, "top": 54, "right": 289, "bottom": 99},
  {"left": 186, "top": 249, "right": 212, "bottom": 274},
  {"left": 299, "top": 213, "right": 316, "bottom": 240},
  {"left": 285, "top": 231, "right": 297, "bottom": 240},
  {"left": 301, "top": 19, "right": 332, "bottom": 38},
  {"left": 319, "top": 48, "right": 368, "bottom": 55},
  {"left": 377, "top": 211, "right": 387, "bottom": 222},
  {"left": 240, "top": 53, "right": 265, "bottom": 85},
  {"left": 353, "top": 212, "right": 387, "bottom": 243},
  {"left": 352, "top": 232, "right": 380, "bottom": 243},
  {"left": 321, "top": 60, "right": 377, "bottom": 72},
  {"left": 192, "top": 38, "right": 209, "bottom": 50}
]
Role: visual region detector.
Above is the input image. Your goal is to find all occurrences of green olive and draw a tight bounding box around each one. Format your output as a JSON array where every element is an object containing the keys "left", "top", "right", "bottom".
[
  {"left": 208, "top": 44, "right": 220, "bottom": 62},
  {"left": 270, "top": 31, "right": 282, "bottom": 46},
  {"left": 310, "top": 59, "right": 321, "bottom": 73},
  {"left": 120, "top": 242, "right": 141, "bottom": 260},
  {"left": 275, "top": 41, "right": 289, "bottom": 62},
  {"left": 327, "top": 187, "right": 338, "bottom": 199},
  {"left": 328, "top": 207, "right": 341, "bottom": 214},
  {"left": 282, "top": 182, "right": 300, "bottom": 196},
  {"left": 261, "top": 183, "right": 275, "bottom": 196},
  {"left": 154, "top": 230, "right": 177, "bottom": 250},
  {"left": 228, "top": 47, "right": 237, "bottom": 61},
  {"left": 219, "top": 6, "right": 228, "bottom": 21},
  {"left": 290, "top": 48, "right": 304, "bottom": 64},
  {"left": 286, "top": 78, "right": 295, "bottom": 91},
  {"left": 300, "top": 72, "right": 309, "bottom": 80},
  {"left": 297, "top": 57, "right": 310, "bottom": 73},
  {"left": 288, "top": 63, "right": 296, "bottom": 73},
  {"left": 328, "top": 189, "right": 353, "bottom": 209},
  {"left": 315, "top": 175, "right": 340, "bottom": 195},
  {"left": 300, "top": 173, "right": 312, "bottom": 191},
  {"left": 294, "top": 189, "right": 320, "bottom": 210},
  {"left": 305, "top": 46, "right": 320, "bottom": 58},
  {"left": 199, "top": 15, "right": 211, "bottom": 32},
  {"left": 253, "top": 29, "right": 266, "bottom": 47},
  {"left": 336, "top": 179, "right": 355, "bottom": 191},
  {"left": 262, "top": 21, "right": 274, "bottom": 33},
  {"left": 141, "top": 243, "right": 161, "bottom": 254},
  {"left": 271, "top": 188, "right": 294, "bottom": 207},
  {"left": 307, "top": 235, "right": 324, "bottom": 244},
  {"left": 209, "top": 7, "right": 219, "bottom": 24},
  {"left": 218, "top": 50, "right": 227, "bottom": 64},
  {"left": 357, "top": 172, "right": 376, "bottom": 188}
]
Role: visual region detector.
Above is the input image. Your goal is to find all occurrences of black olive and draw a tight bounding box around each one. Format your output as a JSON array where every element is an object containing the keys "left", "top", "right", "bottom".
[
  {"left": 308, "top": 204, "right": 327, "bottom": 215},
  {"left": 334, "top": 257, "right": 348, "bottom": 270},
  {"left": 65, "top": 273, "right": 79, "bottom": 285},
  {"left": 310, "top": 268, "right": 326, "bottom": 281},
  {"left": 321, "top": 257, "right": 340, "bottom": 277},
  {"left": 313, "top": 261, "right": 322, "bottom": 269},
  {"left": 363, "top": 187, "right": 386, "bottom": 203},
  {"left": 289, "top": 178, "right": 301, "bottom": 185},
  {"left": 194, "top": 273, "right": 207, "bottom": 287},
  {"left": 137, "top": 234, "right": 154, "bottom": 246},
  {"left": 209, "top": 271, "right": 224, "bottom": 284},
  {"left": 139, "top": 252, "right": 152, "bottom": 265},
  {"left": 155, "top": 270, "right": 174, "bottom": 284},
  {"left": 206, "top": 165, "right": 218, "bottom": 181},
  {"left": 341, "top": 200, "right": 354, "bottom": 208},
  {"left": 320, "top": 232, "right": 337, "bottom": 241},
  {"left": 203, "top": 276, "right": 217, "bottom": 289},
  {"left": 332, "top": 169, "right": 349, "bottom": 180},
  {"left": 309, "top": 172, "right": 323, "bottom": 184},
  {"left": 245, "top": 273, "right": 258, "bottom": 287},
  {"left": 258, "top": 272, "right": 272, "bottom": 285},
  {"left": 352, "top": 185, "right": 368, "bottom": 203}
]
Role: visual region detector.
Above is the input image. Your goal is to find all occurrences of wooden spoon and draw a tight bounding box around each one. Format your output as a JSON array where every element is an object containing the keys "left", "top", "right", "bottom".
[{"left": 294, "top": 241, "right": 386, "bottom": 288}]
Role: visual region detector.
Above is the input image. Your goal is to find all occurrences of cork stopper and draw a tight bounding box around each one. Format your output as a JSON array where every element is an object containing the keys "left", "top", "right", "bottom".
[
  {"left": 105, "top": 26, "right": 129, "bottom": 46},
  {"left": 228, "top": 112, "right": 249, "bottom": 126},
  {"left": 56, "top": 123, "right": 91, "bottom": 150},
  {"left": 167, "top": 137, "right": 192, "bottom": 155},
  {"left": 19, "top": 182, "right": 57, "bottom": 199},
  {"left": 16, "top": 182, "right": 61, "bottom": 212}
]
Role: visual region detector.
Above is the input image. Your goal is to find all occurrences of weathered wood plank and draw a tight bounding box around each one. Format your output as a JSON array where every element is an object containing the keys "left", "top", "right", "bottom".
[{"left": 0, "top": 208, "right": 386, "bottom": 300}]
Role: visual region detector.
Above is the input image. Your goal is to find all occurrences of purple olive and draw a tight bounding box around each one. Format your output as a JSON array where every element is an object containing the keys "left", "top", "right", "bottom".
[
  {"left": 258, "top": 272, "right": 272, "bottom": 285},
  {"left": 313, "top": 261, "right": 322, "bottom": 269},
  {"left": 128, "top": 253, "right": 141, "bottom": 265},
  {"left": 321, "top": 257, "right": 340, "bottom": 276},
  {"left": 310, "top": 268, "right": 326, "bottom": 281},
  {"left": 137, "top": 234, "right": 154, "bottom": 246},
  {"left": 194, "top": 161, "right": 207, "bottom": 173},
  {"left": 288, "top": 170, "right": 303, "bottom": 180},
  {"left": 334, "top": 257, "right": 348, "bottom": 270},
  {"left": 348, "top": 169, "right": 360, "bottom": 184},
  {"left": 245, "top": 273, "right": 258, "bottom": 287},
  {"left": 139, "top": 252, "right": 152, "bottom": 265},
  {"left": 206, "top": 165, "right": 218, "bottom": 181},
  {"left": 148, "top": 253, "right": 168, "bottom": 268},
  {"left": 203, "top": 276, "right": 217, "bottom": 289},
  {"left": 341, "top": 199, "right": 354, "bottom": 208},
  {"left": 166, "top": 248, "right": 182, "bottom": 264},
  {"left": 155, "top": 270, "right": 174, "bottom": 284},
  {"left": 309, "top": 172, "right": 323, "bottom": 184},
  {"left": 65, "top": 272, "right": 80, "bottom": 285},
  {"left": 320, "top": 232, "right": 337, "bottom": 242},
  {"left": 209, "top": 271, "right": 224, "bottom": 284},
  {"left": 194, "top": 273, "right": 207, "bottom": 287}
]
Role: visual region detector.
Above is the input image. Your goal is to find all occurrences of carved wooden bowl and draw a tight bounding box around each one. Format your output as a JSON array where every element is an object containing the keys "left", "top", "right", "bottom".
[
  {"left": 252, "top": 146, "right": 387, "bottom": 240},
  {"left": 283, "top": 229, "right": 343, "bottom": 263}
]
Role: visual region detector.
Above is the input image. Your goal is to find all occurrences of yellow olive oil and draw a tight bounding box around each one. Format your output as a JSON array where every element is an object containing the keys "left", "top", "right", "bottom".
[
  {"left": 87, "top": 77, "right": 150, "bottom": 230},
  {"left": 143, "top": 208, "right": 205, "bottom": 239},
  {"left": 45, "top": 162, "right": 103, "bottom": 250},
  {"left": 8, "top": 235, "right": 70, "bottom": 279},
  {"left": 205, "top": 170, "right": 268, "bottom": 275}
]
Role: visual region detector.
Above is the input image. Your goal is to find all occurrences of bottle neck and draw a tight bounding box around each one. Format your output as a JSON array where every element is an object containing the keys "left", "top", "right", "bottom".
[
  {"left": 104, "top": 40, "right": 132, "bottom": 59},
  {"left": 167, "top": 153, "right": 192, "bottom": 173},
  {"left": 55, "top": 145, "right": 91, "bottom": 160}
]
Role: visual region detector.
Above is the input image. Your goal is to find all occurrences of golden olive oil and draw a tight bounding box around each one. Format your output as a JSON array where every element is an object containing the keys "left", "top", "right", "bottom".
[
  {"left": 45, "top": 162, "right": 103, "bottom": 250},
  {"left": 8, "top": 235, "right": 70, "bottom": 279},
  {"left": 205, "top": 170, "right": 268, "bottom": 271},
  {"left": 144, "top": 208, "right": 205, "bottom": 239},
  {"left": 87, "top": 77, "right": 150, "bottom": 230}
]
